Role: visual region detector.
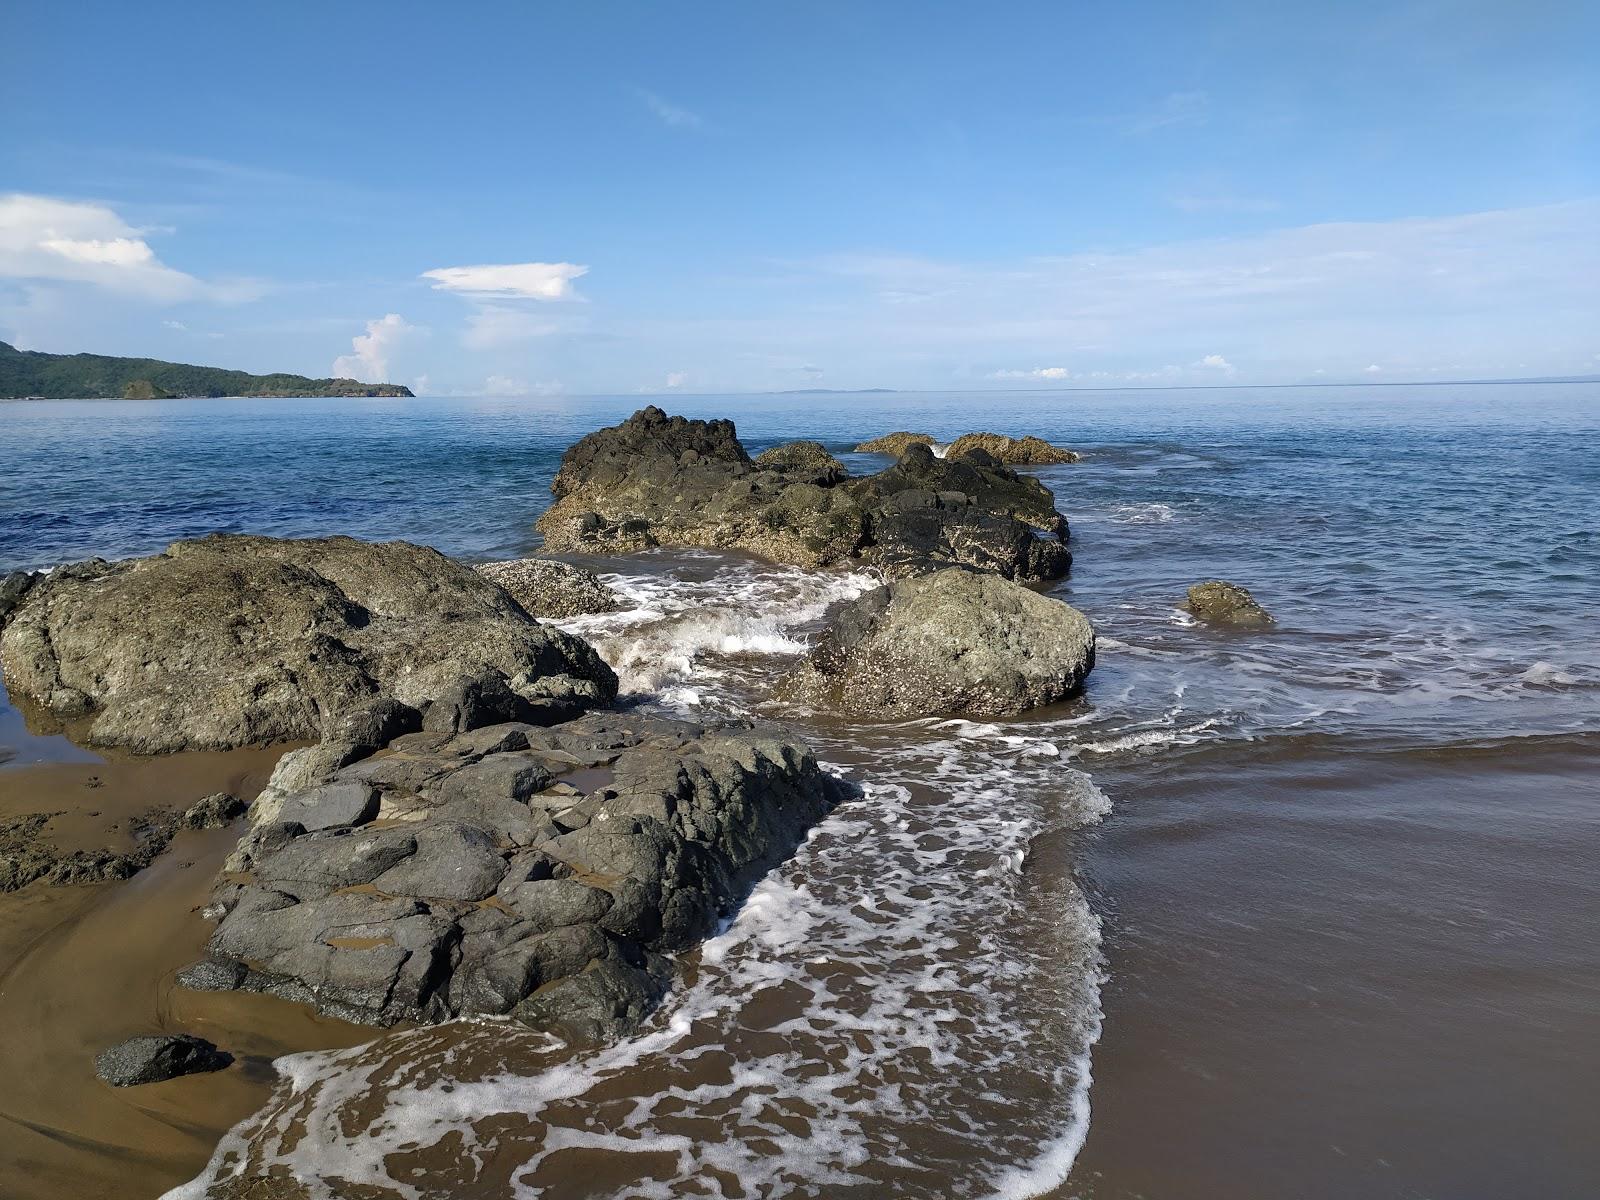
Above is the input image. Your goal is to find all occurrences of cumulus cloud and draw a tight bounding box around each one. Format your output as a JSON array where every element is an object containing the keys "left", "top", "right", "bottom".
[
  {"left": 664, "top": 371, "right": 688, "bottom": 389},
  {"left": 990, "top": 366, "right": 1070, "bottom": 380},
  {"left": 0, "top": 193, "right": 203, "bottom": 301},
  {"left": 1196, "top": 354, "right": 1236, "bottom": 374},
  {"left": 421, "top": 262, "right": 587, "bottom": 301},
  {"left": 332, "top": 313, "right": 423, "bottom": 382}
]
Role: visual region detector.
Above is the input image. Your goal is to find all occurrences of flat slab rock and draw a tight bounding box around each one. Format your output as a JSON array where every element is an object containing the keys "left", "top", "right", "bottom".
[{"left": 188, "top": 711, "right": 847, "bottom": 1046}]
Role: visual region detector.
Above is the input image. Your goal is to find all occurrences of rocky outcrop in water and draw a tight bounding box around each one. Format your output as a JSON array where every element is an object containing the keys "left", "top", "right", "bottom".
[
  {"left": 474, "top": 558, "right": 623, "bottom": 619},
  {"left": 752, "top": 440, "right": 848, "bottom": 486},
  {"left": 186, "top": 711, "right": 847, "bottom": 1045},
  {"left": 0, "top": 535, "right": 618, "bottom": 753},
  {"left": 537, "top": 407, "right": 1071, "bottom": 582},
  {"left": 1186, "top": 580, "right": 1274, "bottom": 628},
  {"left": 946, "top": 432, "right": 1080, "bottom": 465},
  {"left": 95, "top": 1034, "right": 232, "bottom": 1086},
  {"left": 777, "top": 567, "right": 1095, "bottom": 718},
  {"left": 853, "top": 431, "right": 934, "bottom": 455}
]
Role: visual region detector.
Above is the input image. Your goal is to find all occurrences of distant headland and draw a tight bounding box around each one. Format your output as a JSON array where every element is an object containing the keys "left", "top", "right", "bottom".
[{"left": 0, "top": 341, "right": 413, "bottom": 399}]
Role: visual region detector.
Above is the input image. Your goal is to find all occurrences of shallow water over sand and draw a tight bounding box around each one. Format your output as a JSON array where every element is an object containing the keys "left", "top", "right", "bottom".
[{"left": 2, "top": 384, "right": 1598, "bottom": 1196}]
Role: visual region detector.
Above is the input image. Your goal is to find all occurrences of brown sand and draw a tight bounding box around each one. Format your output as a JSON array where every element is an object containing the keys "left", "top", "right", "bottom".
[{"left": 0, "top": 749, "right": 377, "bottom": 1200}]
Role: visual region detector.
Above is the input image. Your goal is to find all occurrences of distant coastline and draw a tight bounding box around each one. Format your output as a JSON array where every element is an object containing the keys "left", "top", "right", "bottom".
[{"left": 0, "top": 341, "right": 412, "bottom": 400}]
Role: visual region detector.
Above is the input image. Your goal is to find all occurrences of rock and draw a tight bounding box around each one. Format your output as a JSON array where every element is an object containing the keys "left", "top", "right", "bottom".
[
  {"left": 94, "top": 1034, "right": 232, "bottom": 1087},
  {"left": 947, "top": 432, "right": 1080, "bottom": 465},
  {"left": 474, "top": 558, "right": 624, "bottom": 619},
  {"left": 370, "top": 823, "right": 507, "bottom": 901},
  {"left": 846, "top": 443, "right": 1072, "bottom": 580},
  {"left": 0, "top": 534, "right": 617, "bottom": 753},
  {"left": 175, "top": 957, "right": 248, "bottom": 991},
  {"left": 536, "top": 408, "right": 1071, "bottom": 582},
  {"left": 275, "top": 781, "right": 379, "bottom": 832},
  {"left": 327, "top": 698, "right": 422, "bottom": 751},
  {"left": 854, "top": 431, "right": 935, "bottom": 455},
  {"left": 0, "top": 570, "right": 35, "bottom": 625},
  {"left": 181, "top": 793, "right": 247, "bottom": 830},
  {"left": 191, "top": 712, "right": 848, "bottom": 1040},
  {"left": 752, "top": 440, "right": 848, "bottom": 486},
  {"left": 1186, "top": 580, "right": 1274, "bottom": 628},
  {"left": 778, "top": 567, "right": 1095, "bottom": 718},
  {"left": 249, "top": 741, "right": 370, "bottom": 825}
]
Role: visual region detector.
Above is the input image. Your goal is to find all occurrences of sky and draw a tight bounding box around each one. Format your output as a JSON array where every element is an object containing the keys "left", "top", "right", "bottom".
[{"left": 2, "top": 0, "right": 1597, "bottom": 394}]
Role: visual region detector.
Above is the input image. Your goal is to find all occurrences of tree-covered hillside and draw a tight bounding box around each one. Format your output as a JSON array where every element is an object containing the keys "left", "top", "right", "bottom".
[{"left": 0, "top": 341, "right": 413, "bottom": 399}]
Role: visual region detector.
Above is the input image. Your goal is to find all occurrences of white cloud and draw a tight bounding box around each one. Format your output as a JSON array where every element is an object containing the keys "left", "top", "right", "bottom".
[
  {"left": 0, "top": 193, "right": 203, "bottom": 302},
  {"left": 163, "top": 319, "right": 188, "bottom": 331},
  {"left": 1363, "top": 363, "right": 1383, "bottom": 373},
  {"left": 1197, "top": 354, "right": 1236, "bottom": 374},
  {"left": 482, "top": 375, "right": 563, "bottom": 396},
  {"left": 990, "top": 366, "right": 1071, "bottom": 380},
  {"left": 639, "top": 90, "right": 703, "bottom": 129},
  {"left": 332, "top": 313, "right": 423, "bottom": 383},
  {"left": 1119, "top": 90, "right": 1210, "bottom": 134},
  {"left": 421, "top": 262, "right": 587, "bottom": 301},
  {"left": 664, "top": 371, "right": 688, "bottom": 389}
]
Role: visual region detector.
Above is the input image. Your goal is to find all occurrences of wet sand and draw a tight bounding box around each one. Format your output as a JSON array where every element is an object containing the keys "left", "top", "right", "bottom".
[
  {"left": 1066, "top": 735, "right": 1600, "bottom": 1199},
  {"left": 0, "top": 748, "right": 377, "bottom": 1200}
]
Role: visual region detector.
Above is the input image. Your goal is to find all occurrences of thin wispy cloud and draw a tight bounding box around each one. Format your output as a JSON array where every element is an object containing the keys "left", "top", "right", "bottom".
[
  {"left": 991, "top": 366, "right": 1070, "bottom": 380},
  {"left": 421, "top": 262, "right": 588, "bottom": 301},
  {"left": 638, "top": 89, "right": 704, "bottom": 129},
  {"left": 1, "top": 193, "right": 205, "bottom": 302},
  {"left": 1114, "top": 90, "right": 1211, "bottom": 134}
]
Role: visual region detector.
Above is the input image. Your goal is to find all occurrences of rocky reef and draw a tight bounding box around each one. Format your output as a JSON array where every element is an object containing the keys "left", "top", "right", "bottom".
[
  {"left": 187, "top": 712, "right": 847, "bottom": 1044},
  {"left": 536, "top": 406, "right": 1072, "bottom": 582},
  {"left": 778, "top": 566, "right": 1095, "bottom": 719},
  {"left": 945, "top": 432, "right": 1080, "bottom": 465},
  {"left": 0, "top": 534, "right": 617, "bottom": 753}
]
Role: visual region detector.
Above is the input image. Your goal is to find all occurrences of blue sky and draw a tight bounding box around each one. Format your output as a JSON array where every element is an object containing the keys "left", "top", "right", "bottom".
[{"left": 2, "top": 0, "right": 1596, "bottom": 393}]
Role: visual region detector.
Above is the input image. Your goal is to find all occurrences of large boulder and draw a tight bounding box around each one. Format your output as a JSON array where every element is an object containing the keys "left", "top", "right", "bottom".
[
  {"left": 0, "top": 535, "right": 617, "bottom": 753},
  {"left": 947, "top": 432, "right": 1080, "bottom": 465},
  {"left": 1186, "top": 580, "right": 1274, "bottom": 628},
  {"left": 777, "top": 567, "right": 1095, "bottom": 719},
  {"left": 473, "top": 558, "right": 624, "bottom": 619},
  {"left": 537, "top": 408, "right": 1071, "bottom": 582},
  {"left": 185, "top": 712, "right": 849, "bottom": 1045}
]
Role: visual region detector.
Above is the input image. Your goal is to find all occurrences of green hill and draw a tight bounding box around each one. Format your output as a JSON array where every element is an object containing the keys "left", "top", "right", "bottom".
[{"left": 0, "top": 341, "right": 414, "bottom": 399}]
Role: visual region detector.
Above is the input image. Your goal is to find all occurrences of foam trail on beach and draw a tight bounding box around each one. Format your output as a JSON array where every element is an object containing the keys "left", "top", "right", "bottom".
[{"left": 166, "top": 560, "right": 1111, "bottom": 1200}]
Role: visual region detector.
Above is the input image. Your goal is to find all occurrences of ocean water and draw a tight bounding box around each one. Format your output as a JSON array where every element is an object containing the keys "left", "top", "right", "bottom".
[{"left": 2, "top": 384, "right": 1598, "bottom": 1198}]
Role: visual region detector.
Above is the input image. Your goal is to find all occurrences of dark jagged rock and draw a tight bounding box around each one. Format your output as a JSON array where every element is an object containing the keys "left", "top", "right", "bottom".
[
  {"left": 0, "top": 534, "right": 617, "bottom": 752},
  {"left": 847, "top": 443, "right": 1072, "bottom": 580},
  {"left": 1186, "top": 580, "right": 1275, "bottom": 628},
  {"left": 94, "top": 1034, "right": 232, "bottom": 1087},
  {"left": 474, "top": 558, "right": 624, "bottom": 619},
  {"left": 189, "top": 712, "right": 848, "bottom": 1043},
  {"left": 778, "top": 567, "right": 1096, "bottom": 719},
  {"left": 0, "top": 570, "right": 35, "bottom": 625},
  {"left": 537, "top": 408, "right": 1071, "bottom": 582}
]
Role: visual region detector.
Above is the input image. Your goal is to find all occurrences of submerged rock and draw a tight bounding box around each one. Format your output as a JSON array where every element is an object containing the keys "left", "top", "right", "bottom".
[
  {"left": 778, "top": 567, "right": 1095, "bottom": 719},
  {"left": 187, "top": 712, "right": 849, "bottom": 1044},
  {"left": 854, "top": 431, "right": 935, "bottom": 455},
  {"left": 537, "top": 408, "right": 1071, "bottom": 582},
  {"left": 947, "top": 432, "right": 1080, "bottom": 465},
  {"left": 474, "top": 558, "right": 624, "bottom": 619},
  {"left": 1186, "top": 580, "right": 1274, "bottom": 628},
  {"left": 94, "top": 1034, "right": 232, "bottom": 1087},
  {"left": 0, "top": 534, "right": 617, "bottom": 753}
]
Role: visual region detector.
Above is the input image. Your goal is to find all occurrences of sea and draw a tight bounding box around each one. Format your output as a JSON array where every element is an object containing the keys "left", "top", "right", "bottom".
[{"left": 2, "top": 383, "right": 1598, "bottom": 1198}]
